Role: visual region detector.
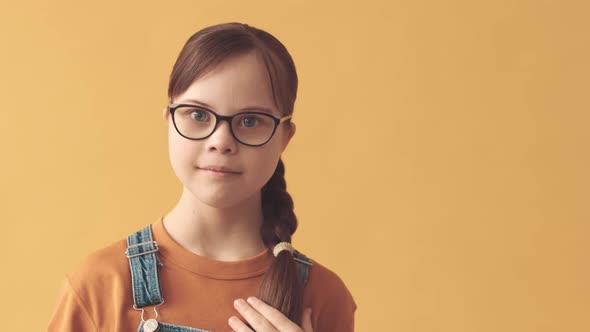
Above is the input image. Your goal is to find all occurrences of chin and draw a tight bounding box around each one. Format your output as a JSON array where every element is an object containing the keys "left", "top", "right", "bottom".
[{"left": 194, "top": 190, "right": 253, "bottom": 209}]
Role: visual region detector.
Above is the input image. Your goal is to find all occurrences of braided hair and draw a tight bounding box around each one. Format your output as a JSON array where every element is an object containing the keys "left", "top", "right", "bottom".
[{"left": 258, "top": 158, "right": 303, "bottom": 324}]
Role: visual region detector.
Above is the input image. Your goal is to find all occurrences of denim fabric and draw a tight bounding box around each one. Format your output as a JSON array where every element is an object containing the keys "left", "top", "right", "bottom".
[
  {"left": 127, "top": 225, "right": 164, "bottom": 307},
  {"left": 137, "top": 321, "right": 209, "bottom": 332},
  {"left": 293, "top": 250, "right": 312, "bottom": 286},
  {"left": 128, "top": 225, "right": 312, "bottom": 332}
]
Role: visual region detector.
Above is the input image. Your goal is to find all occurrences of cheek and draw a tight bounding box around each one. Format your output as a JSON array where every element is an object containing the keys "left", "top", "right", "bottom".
[
  {"left": 168, "top": 127, "right": 198, "bottom": 178},
  {"left": 249, "top": 143, "right": 283, "bottom": 185}
]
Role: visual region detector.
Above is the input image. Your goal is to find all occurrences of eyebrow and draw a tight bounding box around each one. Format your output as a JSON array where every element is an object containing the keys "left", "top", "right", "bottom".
[{"left": 178, "top": 98, "right": 276, "bottom": 114}]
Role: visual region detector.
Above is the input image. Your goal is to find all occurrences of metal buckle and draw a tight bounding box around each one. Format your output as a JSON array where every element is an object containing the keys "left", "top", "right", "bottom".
[
  {"left": 125, "top": 241, "right": 159, "bottom": 259},
  {"left": 294, "top": 257, "right": 313, "bottom": 266},
  {"left": 133, "top": 300, "right": 165, "bottom": 332}
]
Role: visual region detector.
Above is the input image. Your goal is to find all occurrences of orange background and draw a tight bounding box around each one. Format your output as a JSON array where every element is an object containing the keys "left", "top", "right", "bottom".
[{"left": 0, "top": 1, "right": 588, "bottom": 331}]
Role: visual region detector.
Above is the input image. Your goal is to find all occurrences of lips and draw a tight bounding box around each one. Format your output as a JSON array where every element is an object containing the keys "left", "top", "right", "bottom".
[{"left": 198, "top": 165, "right": 241, "bottom": 174}]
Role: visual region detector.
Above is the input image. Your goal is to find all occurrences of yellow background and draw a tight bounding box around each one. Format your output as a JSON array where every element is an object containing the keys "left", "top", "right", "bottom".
[{"left": 0, "top": 0, "right": 588, "bottom": 331}]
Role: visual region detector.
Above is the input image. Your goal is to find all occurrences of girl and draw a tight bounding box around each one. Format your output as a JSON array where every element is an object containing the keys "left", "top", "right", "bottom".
[{"left": 48, "top": 22, "right": 357, "bottom": 332}]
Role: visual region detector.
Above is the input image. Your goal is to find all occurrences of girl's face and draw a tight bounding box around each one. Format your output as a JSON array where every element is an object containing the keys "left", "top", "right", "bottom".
[{"left": 163, "top": 51, "right": 296, "bottom": 209}]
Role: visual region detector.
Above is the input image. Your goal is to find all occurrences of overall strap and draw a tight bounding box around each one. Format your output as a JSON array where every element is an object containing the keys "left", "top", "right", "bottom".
[
  {"left": 293, "top": 250, "right": 313, "bottom": 286},
  {"left": 126, "top": 225, "right": 164, "bottom": 308}
]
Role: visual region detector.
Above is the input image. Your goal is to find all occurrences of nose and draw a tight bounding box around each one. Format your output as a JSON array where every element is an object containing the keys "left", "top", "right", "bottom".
[{"left": 205, "top": 119, "right": 238, "bottom": 154}]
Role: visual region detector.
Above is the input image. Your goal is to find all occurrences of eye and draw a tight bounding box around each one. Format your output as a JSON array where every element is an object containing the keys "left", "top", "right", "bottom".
[
  {"left": 241, "top": 116, "right": 259, "bottom": 127},
  {"left": 190, "top": 110, "right": 209, "bottom": 122}
]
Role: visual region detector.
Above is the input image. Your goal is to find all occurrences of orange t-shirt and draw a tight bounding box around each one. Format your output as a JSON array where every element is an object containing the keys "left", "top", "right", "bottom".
[{"left": 47, "top": 216, "right": 357, "bottom": 331}]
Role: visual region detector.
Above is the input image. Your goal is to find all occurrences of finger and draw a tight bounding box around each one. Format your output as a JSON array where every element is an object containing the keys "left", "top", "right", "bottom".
[
  {"left": 234, "top": 298, "right": 277, "bottom": 332},
  {"left": 302, "top": 308, "right": 313, "bottom": 332},
  {"left": 228, "top": 315, "right": 254, "bottom": 332},
  {"left": 246, "top": 296, "right": 301, "bottom": 331}
]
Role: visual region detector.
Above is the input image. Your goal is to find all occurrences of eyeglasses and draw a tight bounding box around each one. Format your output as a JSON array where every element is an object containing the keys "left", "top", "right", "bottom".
[{"left": 168, "top": 103, "right": 292, "bottom": 147}]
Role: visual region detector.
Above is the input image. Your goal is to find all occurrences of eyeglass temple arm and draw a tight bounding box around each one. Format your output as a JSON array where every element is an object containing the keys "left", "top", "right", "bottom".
[{"left": 279, "top": 114, "right": 293, "bottom": 123}]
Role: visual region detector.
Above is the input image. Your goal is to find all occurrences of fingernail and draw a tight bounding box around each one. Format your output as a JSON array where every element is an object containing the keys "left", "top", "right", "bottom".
[
  {"left": 247, "top": 296, "right": 257, "bottom": 304},
  {"left": 234, "top": 298, "right": 246, "bottom": 308}
]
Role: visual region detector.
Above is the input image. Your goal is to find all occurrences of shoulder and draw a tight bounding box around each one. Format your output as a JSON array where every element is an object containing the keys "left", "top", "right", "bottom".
[
  {"left": 302, "top": 255, "right": 357, "bottom": 331},
  {"left": 68, "top": 237, "right": 129, "bottom": 281},
  {"left": 65, "top": 236, "right": 131, "bottom": 305},
  {"left": 303, "top": 255, "right": 357, "bottom": 310}
]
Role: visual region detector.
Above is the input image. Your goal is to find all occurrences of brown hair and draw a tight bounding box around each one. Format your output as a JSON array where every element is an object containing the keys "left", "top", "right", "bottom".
[{"left": 167, "top": 23, "right": 304, "bottom": 325}]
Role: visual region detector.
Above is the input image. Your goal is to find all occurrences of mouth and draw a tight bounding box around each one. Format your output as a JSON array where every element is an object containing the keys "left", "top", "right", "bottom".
[{"left": 197, "top": 166, "right": 242, "bottom": 174}]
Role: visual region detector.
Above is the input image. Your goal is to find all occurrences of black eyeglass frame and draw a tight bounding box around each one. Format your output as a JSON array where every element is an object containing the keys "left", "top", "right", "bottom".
[{"left": 168, "top": 103, "right": 293, "bottom": 147}]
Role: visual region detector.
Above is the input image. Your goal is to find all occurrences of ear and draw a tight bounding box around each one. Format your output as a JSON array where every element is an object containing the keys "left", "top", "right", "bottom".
[
  {"left": 162, "top": 106, "right": 169, "bottom": 122},
  {"left": 281, "top": 122, "right": 296, "bottom": 152}
]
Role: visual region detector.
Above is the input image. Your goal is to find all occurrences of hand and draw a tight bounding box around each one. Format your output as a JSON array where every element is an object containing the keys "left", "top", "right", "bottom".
[{"left": 229, "top": 296, "right": 313, "bottom": 332}]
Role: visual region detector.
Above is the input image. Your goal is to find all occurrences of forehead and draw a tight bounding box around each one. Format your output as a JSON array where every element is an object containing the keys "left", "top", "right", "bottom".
[{"left": 176, "top": 51, "right": 277, "bottom": 114}]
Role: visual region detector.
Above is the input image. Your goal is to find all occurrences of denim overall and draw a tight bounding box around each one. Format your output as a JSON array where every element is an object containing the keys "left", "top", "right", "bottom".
[{"left": 126, "top": 225, "right": 313, "bottom": 332}]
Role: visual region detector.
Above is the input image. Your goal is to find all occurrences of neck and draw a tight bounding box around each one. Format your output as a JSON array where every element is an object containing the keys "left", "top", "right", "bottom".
[{"left": 162, "top": 186, "right": 268, "bottom": 261}]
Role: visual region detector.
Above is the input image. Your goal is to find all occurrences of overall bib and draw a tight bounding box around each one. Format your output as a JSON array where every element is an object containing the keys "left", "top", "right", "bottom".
[{"left": 126, "top": 225, "right": 313, "bottom": 332}]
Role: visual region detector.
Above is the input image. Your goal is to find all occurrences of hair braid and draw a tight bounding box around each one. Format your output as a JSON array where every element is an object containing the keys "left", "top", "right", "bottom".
[
  {"left": 257, "top": 158, "right": 304, "bottom": 325},
  {"left": 260, "top": 158, "right": 297, "bottom": 245}
]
